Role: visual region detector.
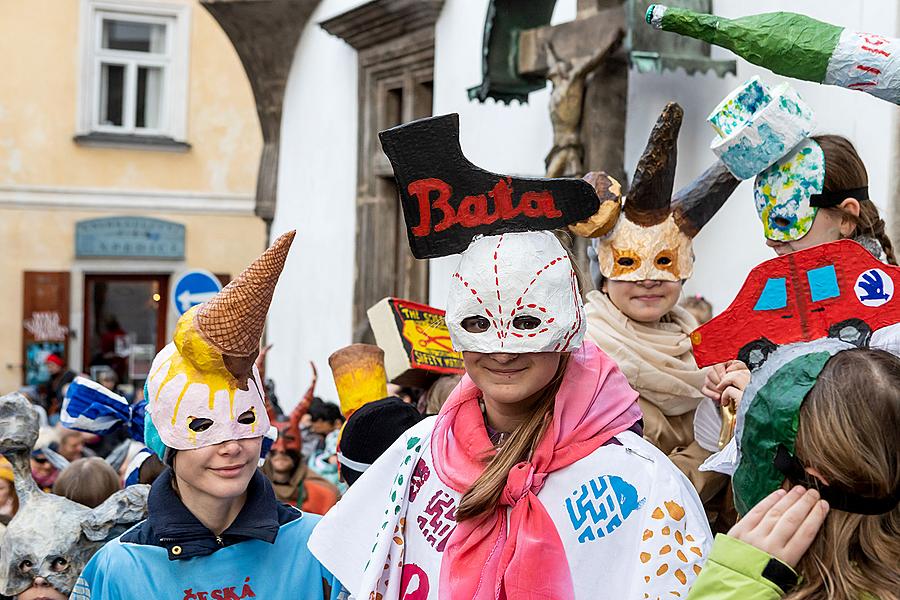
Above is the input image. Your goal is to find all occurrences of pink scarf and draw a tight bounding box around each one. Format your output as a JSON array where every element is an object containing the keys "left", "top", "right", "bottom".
[{"left": 431, "top": 342, "right": 642, "bottom": 600}]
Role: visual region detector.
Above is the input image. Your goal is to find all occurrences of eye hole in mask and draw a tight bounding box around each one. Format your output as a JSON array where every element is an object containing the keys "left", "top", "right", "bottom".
[
  {"left": 461, "top": 316, "right": 491, "bottom": 333},
  {"left": 50, "top": 556, "right": 69, "bottom": 573},
  {"left": 187, "top": 417, "right": 214, "bottom": 433},
  {"left": 237, "top": 409, "right": 256, "bottom": 425},
  {"left": 611, "top": 248, "right": 642, "bottom": 278},
  {"left": 654, "top": 249, "right": 678, "bottom": 272},
  {"left": 512, "top": 315, "right": 542, "bottom": 330},
  {"left": 18, "top": 559, "right": 33, "bottom": 575},
  {"left": 772, "top": 216, "right": 793, "bottom": 230}
]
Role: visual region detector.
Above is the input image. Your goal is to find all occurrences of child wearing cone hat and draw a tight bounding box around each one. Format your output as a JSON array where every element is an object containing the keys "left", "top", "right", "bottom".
[{"left": 73, "top": 231, "right": 344, "bottom": 600}]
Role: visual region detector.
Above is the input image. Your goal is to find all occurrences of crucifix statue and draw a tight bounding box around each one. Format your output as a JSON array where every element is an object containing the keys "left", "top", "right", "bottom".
[
  {"left": 544, "top": 33, "right": 624, "bottom": 177},
  {"left": 516, "top": 0, "right": 628, "bottom": 185}
]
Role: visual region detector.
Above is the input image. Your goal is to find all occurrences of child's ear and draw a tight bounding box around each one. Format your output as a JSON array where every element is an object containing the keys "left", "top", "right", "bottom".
[
  {"left": 804, "top": 466, "right": 830, "bottom": 487},
  {"left": 838, "top": 198, "right": 861, "bottom": 237}
]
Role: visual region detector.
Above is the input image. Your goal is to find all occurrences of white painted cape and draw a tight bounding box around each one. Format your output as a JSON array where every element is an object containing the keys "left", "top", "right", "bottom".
[{"left": 309, "top": 417, "right": 712, "bottom": 599}]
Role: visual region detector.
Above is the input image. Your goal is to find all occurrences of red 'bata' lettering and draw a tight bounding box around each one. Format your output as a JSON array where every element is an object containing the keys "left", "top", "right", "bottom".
[{"left": 406, "top": 177, "right": 562, "bottom": 237}]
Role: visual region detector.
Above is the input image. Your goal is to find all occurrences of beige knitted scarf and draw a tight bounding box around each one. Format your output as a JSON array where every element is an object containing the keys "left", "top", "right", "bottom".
[{"left": 584, "top": 290, "right": 706, "bottom": 416}]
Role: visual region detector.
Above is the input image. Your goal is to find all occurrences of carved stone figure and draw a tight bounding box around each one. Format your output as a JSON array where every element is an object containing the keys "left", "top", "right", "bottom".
[
  {"left": 544, "top": 38, "right": 622, "bottom": 178},
  {"left": 0, "top": 392, "right": 149, "bottom": 597}
]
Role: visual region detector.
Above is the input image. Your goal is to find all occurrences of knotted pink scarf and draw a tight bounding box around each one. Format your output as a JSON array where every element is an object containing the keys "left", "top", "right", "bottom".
[{"left": 431, "top": 342, "right": 642, "bottom": 600}]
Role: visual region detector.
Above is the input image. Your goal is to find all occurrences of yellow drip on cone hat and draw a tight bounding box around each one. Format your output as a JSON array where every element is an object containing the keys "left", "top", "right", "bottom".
[{"left": 145, "top": 231, "right": 295, "bottom": 456}]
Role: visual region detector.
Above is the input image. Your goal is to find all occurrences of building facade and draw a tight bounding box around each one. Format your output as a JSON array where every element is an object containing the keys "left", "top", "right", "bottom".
[
  {"left": 262, "top": 0, "right": 899, "bottom": 405},
  {"left": 0, "top": 0, "right": 265, "bottom": 396}
]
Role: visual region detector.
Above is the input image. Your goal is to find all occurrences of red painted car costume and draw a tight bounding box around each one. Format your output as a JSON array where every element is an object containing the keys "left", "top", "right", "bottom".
[{"left": 691, "top": 239, "right": 899, "bottom": 368}]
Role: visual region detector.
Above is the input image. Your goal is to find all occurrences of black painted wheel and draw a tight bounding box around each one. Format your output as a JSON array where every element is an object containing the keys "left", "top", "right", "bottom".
[
  {"left": 738, "top": 338, "right": 778, "bottom": 371},
  {"left": 828, "top": 318, "right": 872, "bottom": 347}
]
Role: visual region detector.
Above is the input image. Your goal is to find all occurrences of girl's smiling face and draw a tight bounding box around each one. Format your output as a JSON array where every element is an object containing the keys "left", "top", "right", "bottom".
[
  {"left": 173, "top": 437, "right": 262, "bottom": 502},
  {"left": 603, "top": 279, "right": 683, "bottom": 324},
  {"left": 462, "top": 352, "right": 561, "bottom": 406}
]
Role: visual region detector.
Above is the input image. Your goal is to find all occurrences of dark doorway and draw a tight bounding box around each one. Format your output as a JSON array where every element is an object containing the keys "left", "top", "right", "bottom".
[{"left": 82, "top": 273, "right": 169, "bottom": 387}]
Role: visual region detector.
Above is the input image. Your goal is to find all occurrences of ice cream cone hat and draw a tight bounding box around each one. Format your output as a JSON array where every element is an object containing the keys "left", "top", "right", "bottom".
[
  {"left": 329, "top": 344, "right": 389, "bottom": 418},
  {"left": 145, "top": 231, "right": 295, "bottom": 456}
]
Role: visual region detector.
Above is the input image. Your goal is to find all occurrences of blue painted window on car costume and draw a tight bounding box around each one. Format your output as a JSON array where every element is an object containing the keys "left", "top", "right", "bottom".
[
  {"left": 754, "top": 278, "right": 788, "bottom": 311},
  {"left": 807, "top": 265, "right": 840, "bottom": 303}
]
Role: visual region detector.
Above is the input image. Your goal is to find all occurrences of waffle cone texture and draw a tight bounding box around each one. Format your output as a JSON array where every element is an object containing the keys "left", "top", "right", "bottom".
[{"left": 195, "top": 230, "right": 296, "bottom": 357}]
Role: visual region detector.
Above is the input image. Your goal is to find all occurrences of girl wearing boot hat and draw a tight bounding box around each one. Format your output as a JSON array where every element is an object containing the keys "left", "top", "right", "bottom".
[{"left": 309, "top": 113, "right": 712, "bottom": 599}]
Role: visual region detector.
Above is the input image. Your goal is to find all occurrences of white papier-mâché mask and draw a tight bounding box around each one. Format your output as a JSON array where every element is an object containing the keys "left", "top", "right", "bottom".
[
  {"left": 446, "top": 231, "right": 585, "bottom": 353},
  {"left": 146, "top": 333, "right": 270, "bottom": 451}
]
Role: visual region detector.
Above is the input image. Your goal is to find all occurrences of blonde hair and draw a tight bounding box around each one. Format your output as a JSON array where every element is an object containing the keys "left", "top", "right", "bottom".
[
  {"left": 455, "top": 355, "right": 569, "bottom": 521},
  {"left": 52, "top": 457, "right": 121, "bottom": 508},
  {"left": 789, "top": 349, "right": 900, "bottom": 600}
]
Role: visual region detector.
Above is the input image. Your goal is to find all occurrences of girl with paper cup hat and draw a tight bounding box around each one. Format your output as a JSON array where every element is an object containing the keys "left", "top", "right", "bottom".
[
  {"left": 703, "top": 76, "right": 895, "bottom": 264},
  {"left": 309, "top": 113, "right": 713, "bottom": 600},
  {"left": 699, "top": 78, "right": 898, "bottom": 408},
  {"left": 74, "top": 231, "right": 345, "bottom": 600},
  {"left": 578, "top": 103, "right": 740, "bottom": 507}
]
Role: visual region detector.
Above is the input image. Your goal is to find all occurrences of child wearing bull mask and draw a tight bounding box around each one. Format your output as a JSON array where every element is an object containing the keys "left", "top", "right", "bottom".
[
  {"left": 583, "top": 103, "right": 739, "bottom": 507},
  {"left": 74, "top": 232, "right": 343, "bottom": 599}
]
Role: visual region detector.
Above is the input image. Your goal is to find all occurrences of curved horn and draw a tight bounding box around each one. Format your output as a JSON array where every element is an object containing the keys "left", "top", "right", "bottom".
[
  {"left": 624, "top": 102, "right": 683, "bottom": 227},
  {"left": 672, "top": 160, "right": 741, "bottom": 237}
]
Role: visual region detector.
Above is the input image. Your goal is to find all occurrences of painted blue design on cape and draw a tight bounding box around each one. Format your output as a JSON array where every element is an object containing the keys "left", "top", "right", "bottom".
[{"left": 565, "top": 475, "right": 645, "bottom": 543}]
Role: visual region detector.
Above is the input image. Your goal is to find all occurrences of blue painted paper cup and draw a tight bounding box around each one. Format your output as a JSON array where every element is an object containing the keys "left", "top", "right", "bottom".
[{"left": 707, "top": 76, "right": 772, "bottom": 138}]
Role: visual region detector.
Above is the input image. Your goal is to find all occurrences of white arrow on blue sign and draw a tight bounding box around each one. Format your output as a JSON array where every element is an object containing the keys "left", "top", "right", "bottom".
[{"left": 171, "top": 270, "right": 223, "bottom": 315}]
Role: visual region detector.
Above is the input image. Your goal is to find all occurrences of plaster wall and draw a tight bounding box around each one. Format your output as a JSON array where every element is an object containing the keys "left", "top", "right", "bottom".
[
  {"left": 0, "top": 0, "right": 261, "bottom": 193},
  {"left": 266, "top": 0, "right": 364, "bottom": 406}
]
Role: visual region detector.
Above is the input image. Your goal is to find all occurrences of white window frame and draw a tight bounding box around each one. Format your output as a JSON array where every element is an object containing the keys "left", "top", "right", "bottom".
[{"left": 77, "top": 0, "right": 191, "bottom": 141}]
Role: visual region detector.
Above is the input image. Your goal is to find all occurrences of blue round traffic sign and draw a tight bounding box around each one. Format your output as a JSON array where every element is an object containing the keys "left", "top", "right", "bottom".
[{"left": 172, "top": 270, "right": 223, "bottom": 316}]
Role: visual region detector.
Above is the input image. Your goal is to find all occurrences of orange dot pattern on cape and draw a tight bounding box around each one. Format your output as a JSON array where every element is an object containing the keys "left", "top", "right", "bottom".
[{"left": 639, "top": 500, "right": 703, "bottom": 599}]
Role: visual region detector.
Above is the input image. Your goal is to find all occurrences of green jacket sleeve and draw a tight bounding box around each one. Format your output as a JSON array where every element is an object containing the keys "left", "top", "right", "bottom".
[{"left": 687, "top": 534, "right": 794, "bottom": 600}]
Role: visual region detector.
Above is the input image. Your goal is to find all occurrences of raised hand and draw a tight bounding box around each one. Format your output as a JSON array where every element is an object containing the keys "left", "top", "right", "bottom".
[{"left": 728, "top": 486, "right": 829, "bottom": 568}]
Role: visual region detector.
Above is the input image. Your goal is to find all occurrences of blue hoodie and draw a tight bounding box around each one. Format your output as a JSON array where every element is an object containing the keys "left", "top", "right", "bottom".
[{"left": 72, "top": 469, "right": 344, "bottom": 600}]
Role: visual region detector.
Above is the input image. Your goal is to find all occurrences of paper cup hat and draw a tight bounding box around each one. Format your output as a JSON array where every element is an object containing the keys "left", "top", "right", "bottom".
[
  {"left": 585, "top": 103, "right": 740, "bottom": 282},
  {"left": 328, "top": 344, "right": 389, "bottom": 418},
  {"left": 705, "top": 78, "right": 824, "bottom": 242},
  {"left": 145, "top": 231, "right": 294, "bottom": 455},
  {"left": 707, "top": 77, "right": 814, "bottom": 181}
]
